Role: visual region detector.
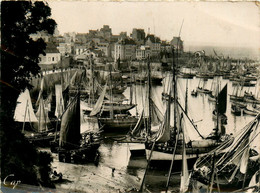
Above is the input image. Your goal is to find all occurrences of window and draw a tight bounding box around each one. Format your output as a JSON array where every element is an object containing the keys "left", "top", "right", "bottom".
[
  {"left": 52, "top": 57, "right": 55, "bottom": 61},
  {"left": 48, "top": 57, "right": 51, "bottom": 61}
]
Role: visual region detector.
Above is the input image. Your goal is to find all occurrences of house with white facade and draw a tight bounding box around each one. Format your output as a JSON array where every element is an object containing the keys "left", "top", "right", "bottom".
[
  {"left": 114, "top": 38, "right": 136, "bottom": 61},
  {"left": 136, "top": 45, "right": 151, "bottom": 60},
  {"left": 39, "top": 43, "right": 61, "bottom": 67}
]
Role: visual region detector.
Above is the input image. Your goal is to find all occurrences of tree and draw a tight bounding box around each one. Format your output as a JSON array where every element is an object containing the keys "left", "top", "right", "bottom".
[{"left": 1, "top": 1, "right": 56, "bottom": 188}]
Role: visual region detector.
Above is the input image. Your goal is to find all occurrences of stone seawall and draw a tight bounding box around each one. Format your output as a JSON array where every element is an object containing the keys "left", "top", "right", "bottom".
[{"left": 30, "top": 68, "right": 83, "bottom": 93}]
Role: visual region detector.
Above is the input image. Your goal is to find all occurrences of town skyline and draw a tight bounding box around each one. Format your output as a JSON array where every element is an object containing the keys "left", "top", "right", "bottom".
[{"left": 49, "top": 1, "right": 259, "bottom": 49}]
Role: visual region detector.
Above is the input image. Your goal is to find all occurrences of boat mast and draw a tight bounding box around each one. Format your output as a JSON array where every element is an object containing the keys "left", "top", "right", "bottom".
[
  {"left": 135, "top": 78, "right": 138, "bottom": 117},
  {"left": 147, "top": 56, "right": 152, "bottom": 136},
  {"left": 216, "top": 83, "right": 219, "bottom": 137},
  {"left": 109, "top": 64, "right": 114, "bottom": 119},
  {"left": 22, "top": 99, "right": 29, "bottom": 133},
  {"left": 172, "top": 47, "right": 177, "bottom": 137},
  {"left": 185, "top": 79, "right": 188, "bottom": 114},
  {"left": 91, "top": 56, "right": 95, "bottom": 105}
]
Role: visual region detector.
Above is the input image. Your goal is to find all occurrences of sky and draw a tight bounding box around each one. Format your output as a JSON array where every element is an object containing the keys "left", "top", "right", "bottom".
[{"left": 48, "top": 1, "right": 260, "bottom": 48}]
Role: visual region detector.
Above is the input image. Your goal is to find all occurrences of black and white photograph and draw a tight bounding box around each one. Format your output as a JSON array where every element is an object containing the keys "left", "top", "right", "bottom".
[{"left": 1, "top": 1, "right": 260, "bottom": 192}]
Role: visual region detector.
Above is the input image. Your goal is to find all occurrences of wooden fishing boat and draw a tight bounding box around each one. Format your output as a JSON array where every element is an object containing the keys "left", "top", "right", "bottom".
[
  {"left": 208, "top": 93, "right": 216, "bottom": 102},
  {"left": 98, "top": 114, "right": 139, "bottom": 132},
  {"left": 14, "top": 89, "right": 58, "bottom": 146},
  {"left": 196, "top": 86, "right": 212, "bottom": 94},
  {"left": 84, "top": 101, "right": 136, "bottom": 115},
  {"left": 191, "top": 90, "right": 197, "bottom": 97},
  {"left": 208, "top": 78, "right": 218, "bottom": 102},
  {"left": 190, "top": 114, "right": 260, "bottom": 191},
  {"left": 144, "top": 50, "right": 231, "bottom": 168},
  {"left": 243, "top": 107, "right": 259, "bottom": 116},
  {"left": 231, "top": 104, "right": 242, "bottom": 116},
  {"left": 127, "top": 60, "right": 165, "bottom": 157},
  {"left": 232, "top": 101, "right": 247, "bottom": 109},
  {"left": 229, "top": 83, "right": 244, "bottom": 102},
  {"left": 178, "top": 72, "right": 195, "bottom": 79},
  {"left": 90, "top": 65, "right": 139, "bottom": 133},
  {"left": 196, "top": 73, "right": 213, "bottom": 80},
  {"left": 196, "top": 79, "right": 211, "bottom": 94},
  {"left": 51, "top": 93, "right": 101, "bottom": 163},
  {"left": 136, "top": 71, "right": 163, "bottom": 85}
]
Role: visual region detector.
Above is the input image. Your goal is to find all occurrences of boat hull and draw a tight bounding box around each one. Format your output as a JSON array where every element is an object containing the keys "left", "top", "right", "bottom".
[
  {"left": 98, "top": 116, "right": 138, "bottom": 131},
  {"left": 196, "top": 87, "right": 212, "bottom": 94},
  {"left": 129, "top": 143, "right": 146, "bottom": 156},
  {"left": 144, "top": 140, "right": 219, "bottom": 170}
]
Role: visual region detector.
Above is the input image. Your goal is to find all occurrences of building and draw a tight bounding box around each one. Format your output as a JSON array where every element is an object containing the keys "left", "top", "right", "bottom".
[
  {"left": 57, "top": 43, "right": 72, "bottom": 56},
  {"left": 170, "top": 36, "right": 184, "bottom": 52},
  {"left": 136, "top": 45, "right": 151, "bottom": 60},
  {"left": 96, "top": 41, "right": 111, "bottom": 57},
  {"left": 74, "top": 44, "right": 88, "bottom": 55},
  {"left": 39, "top": 43, "right": 61, "bottom": 67},
  {"left": 131, "top": 28, "right": 145, "bottom": 45},
  {"left": 75, "top": 33, "right": 88, "bottom": 44},
  {"left": 64, "top": 32, "right": 76, "bottom": 43},
  {"left": 119, "top": 32, "right": 127, "bottom": 39},
  {"left": 145, "top": 35, "right": 161, "bottom": 58},
  {"left": 161, "top": 41, "right": 172, "bottom": 52},
  {"left": 98, "top": 25, "right": 112, "bottom": 40},
  {"left": 114, "top": 38, "right": 136, "bottom": 61}
]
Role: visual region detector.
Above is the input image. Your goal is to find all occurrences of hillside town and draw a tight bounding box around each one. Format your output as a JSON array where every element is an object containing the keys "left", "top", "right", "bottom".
[{"left": 32, "top": 25, "right": 184, "bottom": 71}]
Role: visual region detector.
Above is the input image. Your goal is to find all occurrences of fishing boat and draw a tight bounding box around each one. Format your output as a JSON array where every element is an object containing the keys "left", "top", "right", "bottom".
[
  {"left": 195, "top": 57, "right": 214, "bottom": 80},
  {"left": 14, "top": 89, "right": 57, "bottom": 146},
  {"left": 190, "top": 114, "right": 260, "bottom": 191},
  {"left": 191, "top": 90, "right": 197, "bottom": 97},
  {"left": 231, "top": 103, "right": 242, "bottom": 116},
  {"left": 82, "top": 60, "right": 136, "bottom": 115},
  {"left": 244, "top": 91, "right": 260, "bottom": 104},
  {"left": 127, "top": 59, "right": 164, "bottom": 156},
  {"left": 96, "top": 65, "right": 139, "bottom": 132},
  {"left": 196, "top": 79, "right": 212, "bottom": 94},
  {"left": 243, "top": 107, "right": 259, "bottom": 116},
  {"left": 208, "top": 78, "right": 219, "bottom": 102},
  {"left": 144, "top": 49, "right": 231, "bottom": 168},
  {"left": 52, "top": 93, "right": 101, "bottom": 163},
  {"left": 178, "top": 67, "right": 195, "bottom": 79},
  {"left": 26, "top": 96, "right": 57, "bottom": 146},
  {"left": 229, "top": 83, "right": 244, "bottom": 102}
]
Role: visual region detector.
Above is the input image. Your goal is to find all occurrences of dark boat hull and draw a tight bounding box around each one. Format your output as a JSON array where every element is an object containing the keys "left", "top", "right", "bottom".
[
  {"left": 57, "top": 143, "right": 100, "bottom": 164},
  {"left": 99, "top": 116, "right": 138, "bottom": 132},
  {"left": 196, "top": 87, "right": 212, "bottom": 94}
]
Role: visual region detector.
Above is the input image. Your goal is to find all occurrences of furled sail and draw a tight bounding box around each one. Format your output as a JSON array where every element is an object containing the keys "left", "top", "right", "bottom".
[
  {"left": 131, "top": 110, "right": 145, "bottom": 137},
  {"left": 44, "top": 92, "right": 52, "bottom": 112},
  {"left": 59, "top": 94, "right": 81, "bottom": 149},
  {"left": 150, "top": 99, "right": 164, "bottom": 126},
  {"left": 217, "top": 84, "right": 227, "bottom": 114},
  {"left": 70, "top": 71, "right": 78, "bottom": 86},
  {"left": 155, "top": 102, "right": 171, "bottom": 143},
  {"left": 35, "top": 77, "right": 45, "bottom": 106},
  {"left": 36, "top": 97, "right": 50, "bottom": 132},
  {"left": 89, "top": 84, "right": 107, "bottom": 116},
  {"left": 55, "top": 84, "right": 65, "bottom": 118},
  {"left": 14, "top": 89, "right": 38, "bottom": 122}
]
